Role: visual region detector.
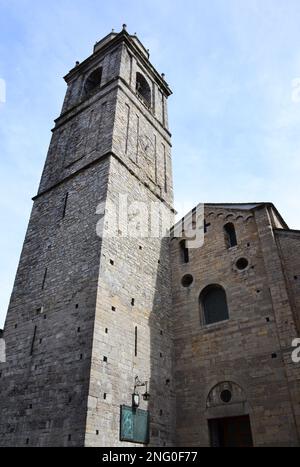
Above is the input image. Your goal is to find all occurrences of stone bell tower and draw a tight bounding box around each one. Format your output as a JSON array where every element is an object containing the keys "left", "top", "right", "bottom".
[{"left": 0, "top": 26, "right": 175, "bottom": 447}]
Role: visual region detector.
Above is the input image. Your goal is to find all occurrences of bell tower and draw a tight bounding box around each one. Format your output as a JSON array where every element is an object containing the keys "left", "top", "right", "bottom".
[{"left": 0, "top": 26, "right": 175, "bottom": 447}]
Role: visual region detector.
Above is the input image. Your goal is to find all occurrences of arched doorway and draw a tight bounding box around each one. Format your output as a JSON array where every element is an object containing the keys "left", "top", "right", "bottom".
[{"left": 206, "top": 382, "right": 254, "bottom": 447}]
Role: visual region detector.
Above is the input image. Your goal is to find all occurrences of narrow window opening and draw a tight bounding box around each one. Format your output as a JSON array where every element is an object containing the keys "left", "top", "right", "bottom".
[
  {"left": 204, "top": 219, "right": 211, "bottom": 234},
  {"left": 112, "top": 306, "right": 116, "bottom": 312},
  {"left": 62, "top": 192, "right": 69, "bottom": 219},
  {"left": 103, "top": 356, "right": 107, "bottom": 363},
  {"left": 30, "top": 326, "right": 37, "bottom": 356},
  {"left": 131, "top": 299, "right": 135, "bottom": 307},
  {"left": 180, "top": 240, "right": 189, "bottom": 264},
  {"left": 41, "top": 268, "right": 48, "bottom": 290},
  {"left": 224, "top": 223, "right": 237, "bottom": 248},
  {"left": 135, "top": 326, "right": 138, "bottom": 357}
]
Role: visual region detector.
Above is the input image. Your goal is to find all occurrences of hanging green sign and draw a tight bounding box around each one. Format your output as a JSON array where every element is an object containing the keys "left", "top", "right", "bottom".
[{"left": 120, "top": 405, "right": 150, "bottom": 444}]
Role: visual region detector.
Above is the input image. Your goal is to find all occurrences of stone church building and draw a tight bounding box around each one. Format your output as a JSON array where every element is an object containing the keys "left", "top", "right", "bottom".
[{"left": 0, "top": 27, "right": 300, "bottom": 447}]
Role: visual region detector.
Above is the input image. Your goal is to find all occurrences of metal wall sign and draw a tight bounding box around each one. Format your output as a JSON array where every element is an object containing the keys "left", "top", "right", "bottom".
[{"left": 120, "top": 405, "right": 150, "bottom": 444}]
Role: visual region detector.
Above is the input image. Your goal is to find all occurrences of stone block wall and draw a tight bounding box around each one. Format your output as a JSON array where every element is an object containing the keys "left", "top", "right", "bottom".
[
  {"left": 0, "top": 29, "right": 175, "bottom": 447},
  {"left": 170, "top": 205, "right": 300, "bottom": 446},
  {"left": 85, "top": 156, "right": 175, "bottom": 447},
  {"left": 0, "top": 159, "right": 110, "bottom": 446}
]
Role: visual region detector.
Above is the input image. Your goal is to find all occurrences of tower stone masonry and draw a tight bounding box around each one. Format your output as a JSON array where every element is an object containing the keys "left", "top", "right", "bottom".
[
  {"left": 0, "top": 27, "right": 175, "bottom": 447},
  {"left": 0, "top": 28, "right": 300, "bottom": 447}
]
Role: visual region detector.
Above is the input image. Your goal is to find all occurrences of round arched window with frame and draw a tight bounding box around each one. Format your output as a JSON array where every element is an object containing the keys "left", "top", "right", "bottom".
[
  {"left": 200, "top": 284, "right": 229, "bottom": 325},
  {"left": 84, "top": 68, "right": 103, "bottom": 97},
  {"left": 136, "top": 72, "right": 152, "bottom": 108}
]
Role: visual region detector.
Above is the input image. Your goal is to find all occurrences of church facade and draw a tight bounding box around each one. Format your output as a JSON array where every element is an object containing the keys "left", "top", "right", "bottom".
[{"left": 0, "top": 27, "right": 299, "bottom": 447}]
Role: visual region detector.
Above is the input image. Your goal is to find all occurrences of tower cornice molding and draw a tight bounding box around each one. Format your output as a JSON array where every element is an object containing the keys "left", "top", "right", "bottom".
[{"left": 32, "top": 150, "right": 175, "bottom": 214}]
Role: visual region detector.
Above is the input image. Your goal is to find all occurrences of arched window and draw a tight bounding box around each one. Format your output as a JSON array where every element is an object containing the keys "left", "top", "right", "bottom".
[
  {"left": 136, "top": 72, "right": 151, "bottom": 108},
  {"left": 200, "top": 285, "right": 229, "bottom": 325},
  {"left": 179, "top": 240, "right": 189, "bottom": 264},
  {"left": 224, "top": 223, "right": 237, "bottom": 248},
  {"left": 84, "top": 68, "right": 102, "bottom": 96}
]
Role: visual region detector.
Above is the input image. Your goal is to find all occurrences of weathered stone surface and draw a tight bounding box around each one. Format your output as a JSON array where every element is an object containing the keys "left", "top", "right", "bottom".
[
  {"left": 171, "top": 204, "right": 300, "bottom": 446},
  {"left": 0, "top": 28, "right": 174, "bottom": 448},
  {"left": 0, "top": 29, "right": 299, "bottom": 448}
]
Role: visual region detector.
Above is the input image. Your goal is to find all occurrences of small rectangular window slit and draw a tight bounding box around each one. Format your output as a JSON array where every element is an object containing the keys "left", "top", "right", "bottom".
[
  {"left": 42, "top": 268, "right": 48, "bottom": 290},
  {"left": 30, "top": 326, "right": 37, "bottom": 356},
  {"left": 135, "top": 326, "right": 138, "bottom": 357},
  {"left": 62, "top": 193, "right": 69, "bottom": 219}
]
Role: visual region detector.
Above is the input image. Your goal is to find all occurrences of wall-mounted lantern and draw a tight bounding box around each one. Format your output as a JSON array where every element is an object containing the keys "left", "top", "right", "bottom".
[
  {"left": 132, "top": 392, "right": 140, "bottom": 408},
  {"left": 132, "top": 376, "right": 150, "bottom": 408}
]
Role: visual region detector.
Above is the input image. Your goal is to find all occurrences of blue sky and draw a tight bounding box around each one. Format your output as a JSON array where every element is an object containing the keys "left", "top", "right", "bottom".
[{"left": 1, "top": 0, "right": 300, "bottom": 326}]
